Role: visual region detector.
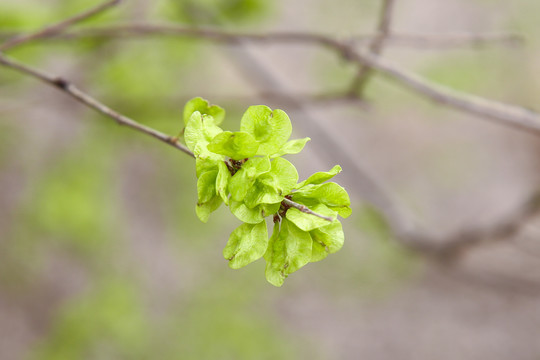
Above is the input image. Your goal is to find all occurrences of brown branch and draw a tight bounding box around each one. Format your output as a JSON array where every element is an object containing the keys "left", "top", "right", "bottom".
[
  {"left": 282, "top": 198, "right": 335, "bottom": 222},
  {"left": 27, "top": 23, "right": 339, "bottom": 47},
  {"left": 0, "top": 25, "right": 524, "bottom": 50},
  {"left": 0, "top": 52, "right": 193, "bottom": 157},
  {"left": 379, "top": 32, "right": 524, "bottom": 48},
  {"left": 348, "top": 0, "right": 395, "bottom": 96},
  {"left": 343, "top": 49, "right": 540, "bottom": 136},
  {"left": 401, "top": 190, "right": 540, "bottom": 261},
  {"left": 0, "top": 0, "right": 122, "bottom": 52},
  {"left": 437, "top": 265, "right": 540, "bottom": 298}
]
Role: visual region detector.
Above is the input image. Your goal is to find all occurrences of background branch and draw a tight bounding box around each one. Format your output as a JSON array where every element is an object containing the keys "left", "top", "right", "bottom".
[
  {"left": 344, "top": 48, "right": 540, "bottom": 137},
  {"left": 379, "top": 31, "right": 525, "bottom": 48},
  {"left": 401, "top": 190, "right": 540, "bottom": 260},
  {"left": 0, "top": 0, "right": 121, "bottom": 52},
  {"left": 0, "top": 26, "right": 524, "bottom": 50},
  {"left": 348, "top": 0, "right": 395, "bottom": 97}
]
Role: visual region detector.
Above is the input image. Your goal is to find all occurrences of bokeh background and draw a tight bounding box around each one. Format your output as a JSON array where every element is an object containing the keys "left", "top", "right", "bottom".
[{"left": 1, "top": 0, "right": 540, "bottom": 359}]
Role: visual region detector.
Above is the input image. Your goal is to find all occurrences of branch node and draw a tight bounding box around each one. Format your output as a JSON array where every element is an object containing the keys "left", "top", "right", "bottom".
[{"left": 52, "top": 77, "right": 70, "bottom": 90}]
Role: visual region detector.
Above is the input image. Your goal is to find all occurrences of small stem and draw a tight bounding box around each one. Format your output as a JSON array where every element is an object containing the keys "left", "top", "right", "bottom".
[{"left": 281, "top": 198, "right": 334, "bottom": 222}]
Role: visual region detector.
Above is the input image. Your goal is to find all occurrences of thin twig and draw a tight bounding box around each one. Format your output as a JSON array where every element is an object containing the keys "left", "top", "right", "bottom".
[
  {"left": 33, "top": 23, "right": 340, "bottom": 47},
  {"left": 282, "top": 198, "right": 334, "bottom": 222},
  {"left": 348, "top": 0, "right": 395, "bottom": 96},
  {"left": 0, "top": 52, "right": 193, "bottom": 157},
  {"left": 0, "top": 0, "right": 122, "bottom": 52},
  {"left": 0, "top": 25, "right": 524, "bottom": 49},
  {"left": 344, "top": 49, "right": 540, "bottom": 136},
  {"left": 379, "top": 32, "right": 524, "bottom": 48}
]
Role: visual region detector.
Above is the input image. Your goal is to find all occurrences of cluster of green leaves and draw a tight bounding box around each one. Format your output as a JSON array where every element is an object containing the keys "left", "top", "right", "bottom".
[{"left": 183, "top": 98, "right": 351, "bottom": 286}]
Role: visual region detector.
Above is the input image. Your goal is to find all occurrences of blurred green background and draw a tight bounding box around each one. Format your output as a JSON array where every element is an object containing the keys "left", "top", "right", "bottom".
[{"left": 1, "top": 0, "right": 540, "bottom": 359}]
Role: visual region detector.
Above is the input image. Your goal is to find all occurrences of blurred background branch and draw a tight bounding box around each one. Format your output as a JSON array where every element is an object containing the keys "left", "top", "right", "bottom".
[
  {"left": 347, "top": 0, "right": 396, "bottom": 97},
  {"left": 0, "top": 26, "right": 525, "bottom": 49},
  {"left": 0, "top": 0, "right": 122, "bottom": 52}
]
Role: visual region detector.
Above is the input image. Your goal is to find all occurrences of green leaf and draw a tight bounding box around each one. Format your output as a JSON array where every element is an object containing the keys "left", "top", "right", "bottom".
[
  {"left": 184, "top": 112, "right": 223, "bottom": 156},
  {"left": 244, "top": 182, "right": 283, "bottom": 209},
  {"left": 260, "top": 202, "right": 281, "bottom": 217},
  {"left": 207, "top": 131, "right": 259, "bottom": 160},
  {"left": 195, "top": 195, "right": 222, "bottom": 223},
  {"left": 257, "top": 158, "right": 297, "bottom": 199},
  {"left": 271, "top": 137, "right": 310, "bottom": 157},
  {"left": 296, "top": 165, "right": 342, "bottom": 189},
  {"left": 195, "top": 163, "right": 225, "bottom": 223},
  {"left": 197, "top": 170, "right": 218, "bottom": 203},
  {"left": 229, "top": 157, "right": 271, "bottom": 202},
  {"left": 215, "top": 161, "right": 231, "bottom": 204},
  {"left": 228, "top": 167, "right": 250, "bottom": 203},
  {"left": 195, "top": 157, "right": 219, "bottom": 178},
  {"left": 312, "top": 220, "right": 344, "bottom": 254},
  {"left": 263, "top": 223, "right": 283, "bottom": 287},
  {"left": 229, "top": 200, "right": 265, "bottom": 224},
  {"left": 230, "top": 201, "right": 281, "bottom": 224},
  {"left": 310, "top": 239, "right": 328, "bottom": 263},
  {"left": 333, "top": 205, "right": 352, "bottom": 218},
  {"left": 223, "top": 221, "right": 269, "bottom": 269},
  {"left": 264, "top": 219, "right": 312, "bottom": 287},
  {"left": 240, "top": 158, "right": 297, "bottom": 208},
  {"left": 285, "top": 203, "right": 336, "bottom": 231},
  {"left": 240, "top": 105, "right": 292, "bottom": 156},
  {"left": 267, "top": 157, "right": 298, "bottom": 195},
  {"left": 309, "top": 220, "right": 344, "bottom": 262},
  {"left": 183, "top": 97, "right": 225, "bottom": 126},
  {"left": 292, "top": 182, "right": 351, "bottom": 218},
  {"left": 244, "top": 156, "right": 272, "bottom": 179}
]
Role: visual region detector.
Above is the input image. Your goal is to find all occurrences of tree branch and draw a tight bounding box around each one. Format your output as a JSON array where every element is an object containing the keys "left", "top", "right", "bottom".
[
  {"left": 348, "top": 0, "right": 395, "bottom": 96},
  {"left": 282, "top": 198, "right": 334, "bottom": 222},
  {"left": 0, "top": 52, "right": 193, "bottom": 157},
  {"left": 401, "top": 190, "right": 540, "bottom": 260},
  {"left": 379, "top": 32, "right": 524, "bottom": 48},
  {"left": 0, "top": 0, "right": 122, "bottom": 52},
  {"left": 344, "top": 48, "right": 540, "bottom": 136},
  {"left": 0, "top": 26, "right": 524, "bottom": 50}
]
